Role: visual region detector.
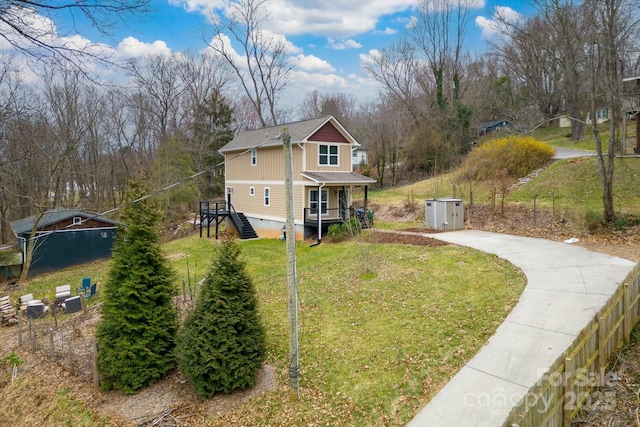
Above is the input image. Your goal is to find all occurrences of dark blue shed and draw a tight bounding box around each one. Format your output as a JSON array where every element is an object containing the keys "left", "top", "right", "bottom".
[
  {"left": 475, "top": 119, "right": 514, "bottom": 136},
  {"left": 10, "top": 208, "right": 119, "bottom": 277}
]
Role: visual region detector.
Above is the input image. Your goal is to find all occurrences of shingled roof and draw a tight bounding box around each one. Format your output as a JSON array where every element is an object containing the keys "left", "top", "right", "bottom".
[
  {"left": 219, "top": 115, "right": 359, "bottom": 153},
  {"left": 10, "top": 207, "right": 119, "bottom": 236}
]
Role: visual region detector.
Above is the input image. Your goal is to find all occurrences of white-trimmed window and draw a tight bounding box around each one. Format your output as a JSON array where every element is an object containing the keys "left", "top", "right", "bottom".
[
  {"left": 250, "top": 187, "right": 255, "bottom": 196},
  {"left": 264, "top": 188, "right": 270, "bottom": 206},
  {"left": 251, "top": 148, "right": 257, "bottom": 166},
  {"left": 596, "top": 108, "right": 608, "bottom": 120},
  {"left": 319, "top": 144, "right": 339, "bottom": 166},
  {"left": 73, "top": 217, "right": 82, "bottom": 225},
  {"left": 309, "top": 189, "right": 328, "bottom": 215}
]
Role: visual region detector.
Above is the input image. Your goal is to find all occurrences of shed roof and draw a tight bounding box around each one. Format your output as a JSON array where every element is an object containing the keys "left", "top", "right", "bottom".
[
  {"left": 219, "top": 115, "right": 359, "bottom": 153},
  {"left": 10, "top": 207, "right": 119, "bottom": 236},
  {"left": 475, "top": 119, "right": 512, "bottom": 129},
  {"left": 301, "top": 171, "right": 376, "bottom": 185}
]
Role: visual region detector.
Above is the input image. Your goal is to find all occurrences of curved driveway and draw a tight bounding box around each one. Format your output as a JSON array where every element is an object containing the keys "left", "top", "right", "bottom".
[{"left": 408, "top": 230, "right": 637, "bottom": 427}]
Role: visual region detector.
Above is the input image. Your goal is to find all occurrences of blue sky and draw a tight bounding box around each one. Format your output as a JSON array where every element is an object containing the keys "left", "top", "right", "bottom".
[{"left": 1, "top": 0, "right": 533, "bottom": 106}]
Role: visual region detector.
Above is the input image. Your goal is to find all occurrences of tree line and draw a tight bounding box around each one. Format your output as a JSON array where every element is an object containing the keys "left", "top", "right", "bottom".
[{"left": 0, "top": 0, "right": 638, "bottom": 254}]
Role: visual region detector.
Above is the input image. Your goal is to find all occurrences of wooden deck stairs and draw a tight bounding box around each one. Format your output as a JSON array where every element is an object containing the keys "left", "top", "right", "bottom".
[{"left": 230, "top": 212, "right": 258, "bottom": 239}]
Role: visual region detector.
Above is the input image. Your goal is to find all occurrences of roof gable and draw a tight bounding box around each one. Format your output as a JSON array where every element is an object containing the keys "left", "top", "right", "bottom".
[
  {"left": 476, "top": 119, "right": 512, "bottom": 129},
  {"left": 308, "top": 122, "right": 349, "bottom": 143}
]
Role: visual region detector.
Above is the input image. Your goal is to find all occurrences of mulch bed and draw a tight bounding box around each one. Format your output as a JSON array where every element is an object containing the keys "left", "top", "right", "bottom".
[{"left": 365, "top": 231, "right": 449, "bottom": 247}]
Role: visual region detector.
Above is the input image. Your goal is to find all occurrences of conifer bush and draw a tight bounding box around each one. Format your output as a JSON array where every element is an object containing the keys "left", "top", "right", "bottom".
[
  {"left": 175, "top": 238, "right": 266, "bottom": 398},
  {"left": 96, "top": 183, "right": 178, "bottom": 394},
  {"left": 462, "top": 135, "right": 555, "bottom": 180}
]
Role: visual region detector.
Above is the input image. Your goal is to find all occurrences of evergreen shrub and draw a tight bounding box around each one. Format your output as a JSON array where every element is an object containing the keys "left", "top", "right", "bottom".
[
  {"left": 96, "top": 183, "right": 178, "bottom": 394},
  {"left": 175, "top": 238, "right": 266, "bottom": 397}
]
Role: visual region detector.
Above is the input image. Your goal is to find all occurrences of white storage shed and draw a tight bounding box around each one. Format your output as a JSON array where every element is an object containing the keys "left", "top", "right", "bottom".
[{"left": 425, "top": 198, "right": 464, "bottom": 230}]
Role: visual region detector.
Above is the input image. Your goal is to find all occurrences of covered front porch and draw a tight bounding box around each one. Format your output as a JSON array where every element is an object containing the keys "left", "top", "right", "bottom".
[{"left": 300, "top": 171, "right": 376, "bottom": 240}]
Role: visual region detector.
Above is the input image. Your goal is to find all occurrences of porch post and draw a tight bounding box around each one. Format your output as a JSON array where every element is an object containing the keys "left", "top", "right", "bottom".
[
  {"left": 364, "top": 185, "right": 368, "bottom": 206},
  {"left": 364, "top": 185, "right": 369, "bottom": 225},
  {"left": 317, "top": 185, "right": 322, "bottom": 243}
]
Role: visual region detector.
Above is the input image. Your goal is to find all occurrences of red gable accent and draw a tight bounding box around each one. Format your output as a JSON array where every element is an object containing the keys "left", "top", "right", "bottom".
[{"left": 308, "top": 122, "right": 349, "bottom": 143}]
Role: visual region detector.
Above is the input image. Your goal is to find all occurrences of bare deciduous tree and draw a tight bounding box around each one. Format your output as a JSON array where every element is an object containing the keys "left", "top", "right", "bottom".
[
  {"left": 496, "top": 14, "right": 564, "bottom": 127},
  {"left": 9, "top": 70, "right": 93, "bottom": 281},
  {"left": 207, "top": 0, "right": 291, "bottom": 127},
  {"left": 130, "top": 54, "right": 189, "bottom": 144},
  {"left": 364, "top": 40, "right": 426, "bottom": 126},
  {"left": 0, "top": 1, "right": 150, "bottom": 69},
  {"left": 298, "top": 90, "right": 356, "bottom": 127},
  {"left": 583, "top": 0, "right": 639, "bottom": 222},
  {"left": 410, "top": 0, "right": 473, "bottom": 111}
]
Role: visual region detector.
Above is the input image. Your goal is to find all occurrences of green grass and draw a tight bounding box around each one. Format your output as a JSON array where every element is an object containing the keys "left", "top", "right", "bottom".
[
  {"left": 17, "top": 262, "right": 110, "bottom": 306},
  {"left": 530, "top": 121, "right": 635, "bottom": 152},
  {"left": 214, "top": 237, "right": 525, "bottom": 426},
  {"left": 365, "top": 131, "right": 639, "bottom": 230},
  {"left": 4, "top": 234, "right": 525, "bottom": 426},
  {"left": 507, "top": 157, "right": 640, "bottom": 225}
]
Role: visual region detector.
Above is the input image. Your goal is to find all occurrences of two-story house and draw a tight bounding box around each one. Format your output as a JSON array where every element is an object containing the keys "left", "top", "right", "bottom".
[{"left": 219, "top": 115, "right": 376, "bottom": 240}]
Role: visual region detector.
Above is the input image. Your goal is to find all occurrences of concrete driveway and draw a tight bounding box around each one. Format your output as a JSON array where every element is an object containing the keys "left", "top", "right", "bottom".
[
  {"left": 407, "top": 230, "right": 637, "bottom": 427},
  {"left": 552, "top": 147, "right": 597, "bottom": 159}
]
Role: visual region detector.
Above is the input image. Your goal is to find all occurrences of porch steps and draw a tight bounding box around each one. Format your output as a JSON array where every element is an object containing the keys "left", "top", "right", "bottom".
[{"left": 230, "top": 212, "right": 258, "bottom": 239}]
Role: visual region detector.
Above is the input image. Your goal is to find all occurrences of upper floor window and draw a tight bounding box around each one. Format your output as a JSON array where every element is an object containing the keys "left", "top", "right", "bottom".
[
  {"left": 250, "top": 187, "right": 255, "bottom": 196},
  {"left": 251, "top": 148, "right": 257, "bottom": 166},
  {"left": 319, "top": 144, "right": 339, "bottom": 166},
  {"left": 73, "top": 217, "right": 82, "bottom": 225}
]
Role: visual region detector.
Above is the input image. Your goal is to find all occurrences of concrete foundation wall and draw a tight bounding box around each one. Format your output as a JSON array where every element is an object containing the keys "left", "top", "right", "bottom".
[{"left": 226, "top": 216, "right": 305, "bottom": 240}]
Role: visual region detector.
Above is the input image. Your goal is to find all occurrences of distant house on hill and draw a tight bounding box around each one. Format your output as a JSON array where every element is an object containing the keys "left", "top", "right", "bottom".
[
  {"left": 558, "top": 107, "right": 610, "bottom": 128},
  {"left": 352, "top": 146, "right": 368, "bottom": 169},
  {"left": 473, "top": 119, "right": 513, "bottom": 137},
  {"left": 11, "top": 207, "right": 119, "bottom": 277},
  {"left": 623, "top": 75, "right": 640, "bottom": 154}
]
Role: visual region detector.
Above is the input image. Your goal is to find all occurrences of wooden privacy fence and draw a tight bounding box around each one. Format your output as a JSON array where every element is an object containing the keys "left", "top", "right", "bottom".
[{"left": 505, "top": 263, "right": 640, "bottom": 427}]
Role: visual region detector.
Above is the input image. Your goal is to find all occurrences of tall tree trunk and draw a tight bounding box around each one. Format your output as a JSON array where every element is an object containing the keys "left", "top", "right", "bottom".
[{"left": 18, "top": 212, "right": 44, "bottom": 282}]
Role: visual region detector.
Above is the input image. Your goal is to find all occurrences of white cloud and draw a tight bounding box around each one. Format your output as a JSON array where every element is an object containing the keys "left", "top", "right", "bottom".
[
  {"left": 476, "top": 6, "right": 523, "bottom": 40},
  {"left": 283, "top": 68, "right": 382, "bottom": 110},
  {"left": 289, "top": 54, "right": 335, "bottom": 72},
  {"left": 359, "top": 49, "right": 382, "bottom": 66},
  {"left": 475, "top": 16, "right": 498, "bottom": 39},
  {"left": 328, "top": 38, "right": 362, "bottom": 50},
  {"left": 494, "top": 5, "right": 522, "bottom": 22},
  {"left": 260, "top": 29, "right": 302, "bottom": 54},
  {"left": 0, "top": 6, "right": 58, "bottom": 51},
  {"left": 204, "top": 33, "right": 239, "bottom": 59},
  {"left": 116, "top": 37, "right": 171, "bottom": 58},
  {"left": 204, "top": 29, "right": 301, "bottom": 59},
  {"left": 375, "top": 27, "right": 398, "bottom": 35},
  {"left": 405, "top": 15, "right": 418, "bottom": 30},
  {"left": 175, "top": 0, "right": 421, "bottom": 38}
]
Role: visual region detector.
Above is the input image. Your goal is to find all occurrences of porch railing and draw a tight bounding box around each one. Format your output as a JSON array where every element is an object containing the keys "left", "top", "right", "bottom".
[
  {"left": 303, "top": 206, "right": 374, "bottom": 228},
  {"left": 303, "top": 207, "right": 346, "bottom": 224}
]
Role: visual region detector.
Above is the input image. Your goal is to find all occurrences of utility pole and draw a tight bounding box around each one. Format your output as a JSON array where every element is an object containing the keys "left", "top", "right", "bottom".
[{"left": 282, "top": 128, "right": 300, "bottom": 400}]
